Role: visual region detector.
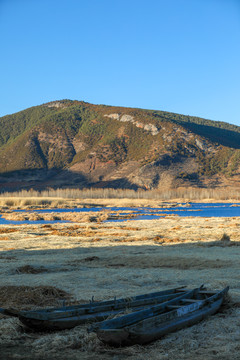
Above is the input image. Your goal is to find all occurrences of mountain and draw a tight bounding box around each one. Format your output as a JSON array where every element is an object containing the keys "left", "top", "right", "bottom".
[{"left": 0, "top": 99, "right": 240, "bottom": 191}]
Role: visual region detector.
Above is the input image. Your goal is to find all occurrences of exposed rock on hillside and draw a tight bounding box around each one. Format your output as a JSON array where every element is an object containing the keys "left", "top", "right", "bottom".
[{"left": 104, "top": 113, "right": 159, "bottom": 135}]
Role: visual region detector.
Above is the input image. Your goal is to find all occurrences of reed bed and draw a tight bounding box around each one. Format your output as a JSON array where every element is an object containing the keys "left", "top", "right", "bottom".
[{"left": 1, "top": 186, "right": 240, "bottom": 201}]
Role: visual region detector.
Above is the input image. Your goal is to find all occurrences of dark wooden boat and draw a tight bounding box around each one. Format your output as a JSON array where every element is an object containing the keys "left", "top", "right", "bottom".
[
  {"left": 0, "top": 286, "right": 188, "bottom": 331},
  {"left": 91, "top": 286, "right": 229, "bottom": 346}
]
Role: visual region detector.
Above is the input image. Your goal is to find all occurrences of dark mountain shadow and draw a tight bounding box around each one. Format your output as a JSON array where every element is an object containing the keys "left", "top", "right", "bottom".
[
  {"left": 0, "top": 168, "right": 88, "bottom": 192},
  {"left": 89, "top": 178, "right": 140, "bottom": 190},
  {"left": 0, "top": 169, "right": 141, "bottom": 192},
  {"left": 172, "top": 120, "right": 240, "bottom": 149},
  {"left": 154, "top": 153, "right": 183, "bottom": 167}
]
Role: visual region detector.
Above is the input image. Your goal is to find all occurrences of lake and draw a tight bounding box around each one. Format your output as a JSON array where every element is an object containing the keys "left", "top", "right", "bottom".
[{"left": 0, "top": 202, "right": 240, "bottom": 225}]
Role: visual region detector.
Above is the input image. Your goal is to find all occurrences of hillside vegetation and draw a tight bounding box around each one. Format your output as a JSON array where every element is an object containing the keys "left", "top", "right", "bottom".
[{"left": 0, "top": 100, "right": 240, "bottom": 191}]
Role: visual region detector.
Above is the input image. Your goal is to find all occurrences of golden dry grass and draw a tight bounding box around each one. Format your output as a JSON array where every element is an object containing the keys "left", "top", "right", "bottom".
[
  {"left": 1, "top": 211, "right": 111, "bottom": 223},
  {"left": 0, "top": 212, "right": 240, "bottom": 359},
  {"left": 0, "top": 228, "right": 17, "bottom": 234},
  {"left": 0, "top": 236, "right": 10, "bottom": 241},
  {"left": 2, "top": 186, "right": 240, "bottom": 201}
]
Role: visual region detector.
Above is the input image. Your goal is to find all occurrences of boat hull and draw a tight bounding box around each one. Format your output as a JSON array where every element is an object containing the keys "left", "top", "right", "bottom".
[
  {"left": 14, "top": 289, "right": 188, "bottom": 331},
  {"left": 97, "top": 297, "right": 223, "bottom": 346}
]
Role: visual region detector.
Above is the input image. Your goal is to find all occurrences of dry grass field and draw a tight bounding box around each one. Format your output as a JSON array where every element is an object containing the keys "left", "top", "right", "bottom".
[{"left": 0, "top": 203, "right": 240, "bottom": 359}]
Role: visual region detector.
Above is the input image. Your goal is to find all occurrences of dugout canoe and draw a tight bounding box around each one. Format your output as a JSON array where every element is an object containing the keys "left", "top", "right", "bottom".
[
  {"left": 91, "top": 286, "right": 229, "bottom": 346},
  {"left": 0, "top": 286, "right": 189, "bottom": 331}
]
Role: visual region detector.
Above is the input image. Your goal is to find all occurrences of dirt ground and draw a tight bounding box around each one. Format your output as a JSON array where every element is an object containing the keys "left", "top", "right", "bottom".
[{"left": 0, "top": 210, "right": 240, "bottom": 359}]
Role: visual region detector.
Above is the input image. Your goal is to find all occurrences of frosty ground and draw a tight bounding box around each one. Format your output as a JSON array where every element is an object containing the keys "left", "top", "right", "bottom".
[{"left": 0, "top": 210, "right": 240, "bottom": 360}]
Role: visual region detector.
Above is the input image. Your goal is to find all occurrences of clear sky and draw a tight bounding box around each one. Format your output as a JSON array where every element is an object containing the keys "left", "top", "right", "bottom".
[{"left": 0, "top": 0, "right": 239, "bottom": 126}]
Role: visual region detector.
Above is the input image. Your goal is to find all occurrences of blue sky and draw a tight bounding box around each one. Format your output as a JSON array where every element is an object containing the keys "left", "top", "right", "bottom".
[{"left": 0, "top": 0, "right": 239, "bottom": 126}]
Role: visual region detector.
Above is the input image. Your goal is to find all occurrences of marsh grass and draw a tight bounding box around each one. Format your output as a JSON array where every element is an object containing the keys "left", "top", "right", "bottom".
[
  {"left": 15, "top": 265, "right": 48, "bottom": 274},
  {"left": 0, "top": 228, "right": 17, "bottom": 234},
  {"left": 76, "top": 255, "right": 232, "bottom": 270},
  {"left": 0, "top": 286, "right": 72, "bottom": 309},
  {"left": 0, "top": 196, "right": 67, "bottom": 209},
  {"left": 0, "top": 236, "right": 9, "bottom": 241},
  {"left": 1, "top": 216, "right": 240, "bottom": 359},
  {"left": 220, "top": 233, "right": 231, "bottom": 242},
  {"left": 1, "top": 211, "right": 111, "bottom": 223},
  {"left": 1, "top": 186, "right": 240, "bottom": 203}
]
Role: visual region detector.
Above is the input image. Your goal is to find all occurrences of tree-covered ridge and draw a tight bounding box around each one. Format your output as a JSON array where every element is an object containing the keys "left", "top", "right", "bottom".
[
  {"left": 150, "top": 110, "right": 240, "bottom": 149},
  {"left": 0, "top": 105, "right": 55, "bottom": 147},
  {"left": 1, "top": 99, "right": 239, "bottom": 149}
]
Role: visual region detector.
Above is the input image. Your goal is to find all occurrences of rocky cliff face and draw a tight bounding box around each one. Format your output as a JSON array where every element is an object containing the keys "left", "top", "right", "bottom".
[{"left": 0, "top": 100, "right": 240, "bottom": 191}]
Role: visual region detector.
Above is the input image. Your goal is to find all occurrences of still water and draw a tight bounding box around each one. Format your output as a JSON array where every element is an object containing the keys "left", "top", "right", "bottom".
[{"left": 0, "top": 203, "right": 240, "bottom": 225}]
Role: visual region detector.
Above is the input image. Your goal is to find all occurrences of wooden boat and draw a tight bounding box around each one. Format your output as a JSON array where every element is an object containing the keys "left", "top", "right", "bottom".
[
  {"left": 91, "top": 286, "right": 229, "bottom": 346},
  {"left": 0, "top": 286, "right": 188, "bottom": 331}
]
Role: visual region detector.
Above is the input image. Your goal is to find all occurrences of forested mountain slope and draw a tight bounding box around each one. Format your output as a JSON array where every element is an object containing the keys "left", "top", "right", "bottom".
[{"left": 1, "top": 100, "right": 240, "bottom": 191}]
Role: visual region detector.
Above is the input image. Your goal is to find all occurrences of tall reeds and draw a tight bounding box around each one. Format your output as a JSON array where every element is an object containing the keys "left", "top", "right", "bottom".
[{"left": 0, "top": 187, "right": 239, "bottom": 200}]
